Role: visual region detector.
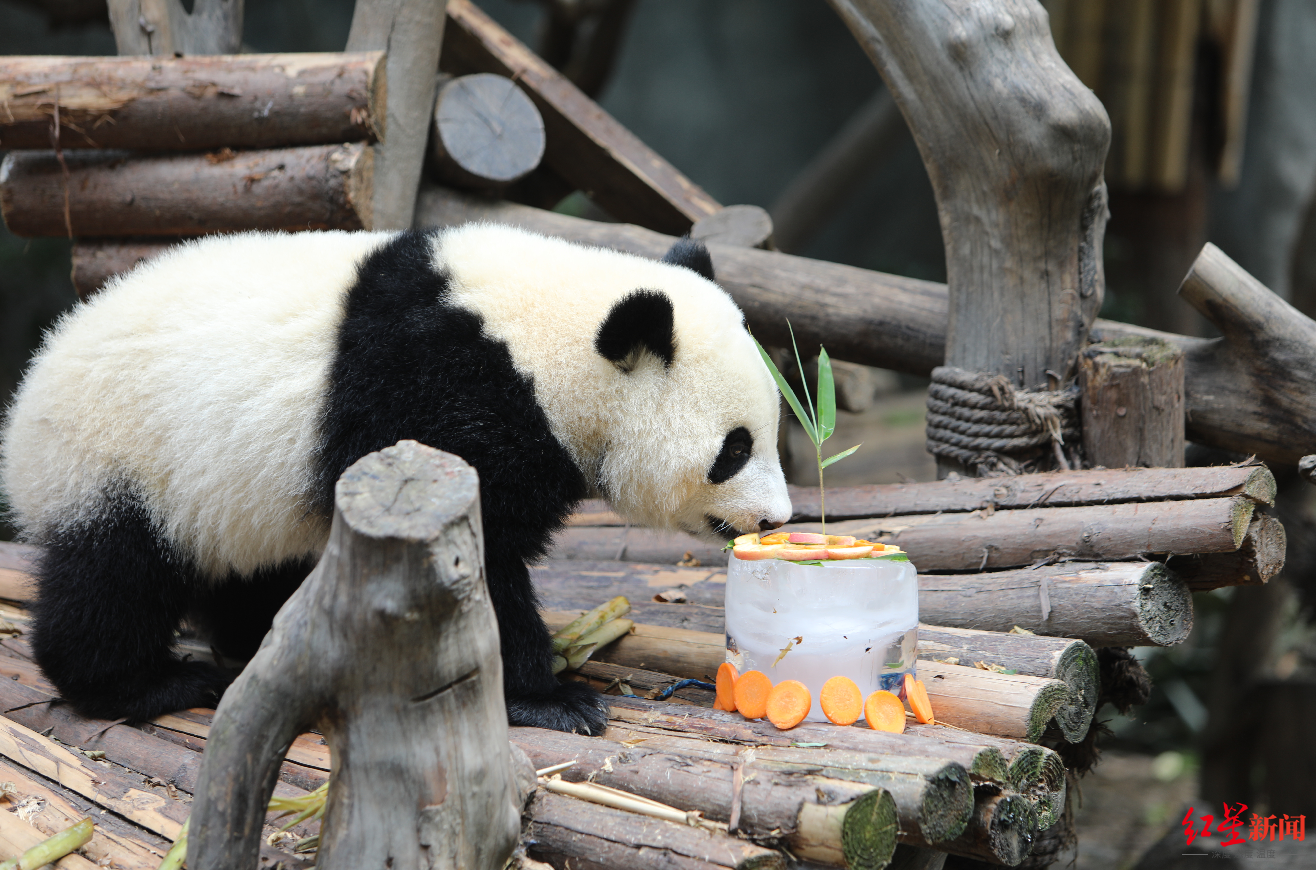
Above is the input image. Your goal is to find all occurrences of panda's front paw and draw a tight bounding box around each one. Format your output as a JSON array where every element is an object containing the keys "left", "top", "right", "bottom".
[{"left": 506, "top": 680, "right": 609, "bottom": 735}]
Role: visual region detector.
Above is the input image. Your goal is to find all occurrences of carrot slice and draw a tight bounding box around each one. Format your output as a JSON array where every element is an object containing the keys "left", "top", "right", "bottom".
[
  {"left": 712, "top": 696, "right": 726, "bottom": 711},
  {"left": 819, "top": 676, "right": 863, "bottom": 725},
  {"left": 907, "top": 675, "right": 935, "bottom": 724},
  {"left": 766, "top": 680, "right": 811, "bottom": 730},
  {"left": 864, "top": 690, "right": 906, "bottom": 733},
  {"left": 734, "top": 670, "right": 773, "bottom": 719},
  {"left": 716, "top": 662, "right": 740, "bottom": 713}
]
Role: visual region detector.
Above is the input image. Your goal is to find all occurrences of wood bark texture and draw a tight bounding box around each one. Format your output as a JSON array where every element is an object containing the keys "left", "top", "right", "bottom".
[
  {"left": 440, "top": 0, "right": 720, "bottom": 234},
  {"left": 938, "top": 792, "right": 1036, "bottom": 867},
  {"left": 915, "top": 626, "right": 1097, "bottom": 743},
  {"left": 107, "top": 0, "right": 242, "bottom": 56},
  {"left": 188, "top": 441, "right": 523, "bottom": 870},
  {"left": 1, "top": 144, "right": 373, "bottom": 236},
  {"left": 510, "top": 728, "right": 899, "bottom": 869},
  {"left": 549, "top": 496, "right": 1255, "bottom": 571},
  {"left": 430, "top": 73, "right": 545, "bottom": 189},
  {"left": 1079, "top": 338, "right": 1185, "bottom": 468},
  {"left": 0, "top": 53, "right": 385, "bottom": 151},
  {"left": 1173, "top": 241, "right": 1316, "bottom": 463},
  {"left": 526, "top": 791, "right": 784, "bottom": 870},
  {"left": 561, "top": 464, "right": 1276, "bottom": 525},
  {"left": 415, "top": 185, "right": 1312, "bottom": 466},
  {"left": 918, "top": 561, "right": 1193, "bottom": 647},
  {"left": 1171, "top": 514, "right": 1286, "bottom": 591},
  {"left": 916, "top": 661, "right": 1075, "bottom": 743},
  {"left": 828, "top": 0, "right": 1110, "bottom": 391},
  {"left": 347, "top": 0, "right": 448, "bottom": 229}
]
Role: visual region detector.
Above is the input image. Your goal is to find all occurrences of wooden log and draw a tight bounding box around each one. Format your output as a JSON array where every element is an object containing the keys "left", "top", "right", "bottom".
[
  {"left": 769, "top": 89, "right": 905, "bottom": 254},
  {"left": 1171, "top": 514, "right": 1286, "bottom": 591},
  {"left": 510, "top": 728, "right": 899, "bottom": 869},
  {"left": 1, "top": 144, "right": 373, "bottom": 237},
  {"left": 107, "top": 0, "right": 242, "bottom": 56},
  {"left": 918, "top": 561, "right": 1193, "bottom": 647},
  {"left": 1173, "top": 242, "right": 1316, "bottom": 462},
  {"left": 562, "top": 617, "right": 1077, "bottom": 744},
  {"left": 915, "top": 661, "right": 1074, "bottom": 744},
  {"left": 938, "top": 792, "right": 1036, "bottom": 867},
  {"left": 1079, "top": 337, "right": 1185, "bottom": 468},
  {"left": 551, "top": 496, "right": 1255, "bottom": 571},
  {"left": 440, "top": 0, "right": 720, "bottom": 234},
  {"left": 562, "top": 464, "right": 1278, "bottom": 525},
  {"left": 0, "top": 53, "right": 385, "bottom": 151},
  {"left": 69, "top": 238, "right": 184, "bottom": 299},
  {"left": 414, "top": 186, "right": 1316, "bottom": 467},
  {"left": 526, "top": 790, "right": 785, "bottom": 870},
  {"left": 189, "top": 442, "right": 522, "bottom": 870},
  {"left": 603, "top": 697, "right": 1065, "bottom": 831},
  {"left": 430, "top": 73, "right": 545, "bottom": 190},
  {"left": 346, "top": 0, "right": 448, "bottom": 230},
  {"left": 691, "top": 205, "right": 775, "bottom": 251},
  {"left": 915, "top": 626, "right": 1097, "bottom": 743}
]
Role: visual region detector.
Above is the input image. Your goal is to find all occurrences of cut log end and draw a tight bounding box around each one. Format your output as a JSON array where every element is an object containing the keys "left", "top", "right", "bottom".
[
  {"left": 335, "top": 440, "right": 480, "bottom": 541},
  {"left": 692, "top": 205, "right": 775, "bottom": 250},
  {"left": 841, "top": 789, "right": 899, "bottom": 870},
  {"left": 943, "top": 792, "right": 1037, "bottom": 867},
  {"left": 1135, "top": 563, "right": 1195, "bottom": 646},
  {"left": 431, "top": 73, "right": 546, "bottom": 190}
]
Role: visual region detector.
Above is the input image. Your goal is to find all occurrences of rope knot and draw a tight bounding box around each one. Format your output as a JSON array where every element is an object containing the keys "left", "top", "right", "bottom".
[{"left": 926, "top": 366, "right": 1080, "bottom": 475}]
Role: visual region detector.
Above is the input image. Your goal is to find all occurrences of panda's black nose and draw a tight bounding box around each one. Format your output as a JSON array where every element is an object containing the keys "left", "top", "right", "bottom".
[{"left": 759, "top": 518, "right": 784, "bottom": 531}]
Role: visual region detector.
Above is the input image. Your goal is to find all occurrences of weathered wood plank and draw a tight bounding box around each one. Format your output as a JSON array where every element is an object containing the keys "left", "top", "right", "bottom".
[
  {"left": 0, "top": 53, "right": 384, "bottom": 151},
  {"left": 1, "top": 144, "right": 373, "bottom": 237}
]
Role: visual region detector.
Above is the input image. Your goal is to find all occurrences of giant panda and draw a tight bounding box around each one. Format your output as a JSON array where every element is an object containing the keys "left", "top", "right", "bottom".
[{"left": 0, "top": 223, "right": 791, "bottom": 735}]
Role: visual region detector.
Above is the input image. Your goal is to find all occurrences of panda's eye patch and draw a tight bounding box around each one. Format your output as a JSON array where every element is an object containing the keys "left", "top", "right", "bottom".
[{"left": 709, "top": 426, "right": 753, "bottom": 484}]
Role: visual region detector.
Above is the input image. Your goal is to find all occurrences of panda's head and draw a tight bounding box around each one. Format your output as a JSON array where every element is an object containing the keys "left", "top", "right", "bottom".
[
  {"left": 438, "top": 225, "right": 792, "bottom": 540},
  {"left": 588, "top": 238, "right": 792, "bottom": 540}
]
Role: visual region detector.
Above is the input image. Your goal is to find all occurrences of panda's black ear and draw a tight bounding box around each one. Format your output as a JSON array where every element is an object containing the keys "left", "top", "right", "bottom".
[
  {"left": 661, "top": 236, "right": 715, "bottom": 282},
  {"left": 595, "top": 290, "right": 675, "bottom": 371}
]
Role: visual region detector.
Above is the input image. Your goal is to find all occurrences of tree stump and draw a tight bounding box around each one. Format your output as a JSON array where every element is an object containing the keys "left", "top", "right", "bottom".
[
  {"left": 1079, "top": 336, "right": 1186, "bottom": 468},
  {"left": 189, "top": 440, "right": 523, "bottom": 870}
]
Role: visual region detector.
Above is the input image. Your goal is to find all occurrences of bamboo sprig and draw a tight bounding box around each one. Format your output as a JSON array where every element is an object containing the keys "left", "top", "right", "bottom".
[
  {"left": 157, "top": 783, "right": 331, "bottom": 869},
  {"left": 551, "top": 597, "right": 633, "bottom": 674},
  {"left": 753, "top": 323, "right": 860, "bottom": 533},
  {"left": 550, "top": 596, "right": 631, "bottom": 653},
  {"left": 539, "top": 775, "right": 721, "bottom": 831},
  {"left": 0, "top": 817, "right": 93, "bottom": 870}
]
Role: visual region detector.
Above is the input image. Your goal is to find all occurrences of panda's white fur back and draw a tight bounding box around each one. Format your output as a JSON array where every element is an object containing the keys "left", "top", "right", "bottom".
[
  {"left": 2, "top": 230, "right": 391, "bottom": 577},
  {"left": 3, "top": 224, "right": 787, "bottom": 581}
]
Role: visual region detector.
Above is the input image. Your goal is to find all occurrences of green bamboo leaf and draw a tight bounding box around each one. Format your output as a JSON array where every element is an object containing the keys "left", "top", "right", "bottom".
[
  {"left": 821, "top": 443, "right": 861, "bottom": 468},
  {"left": 786, "top": 321, "right": 817, "bottom": 433},
  {"left": 817, "top": 347, "right": 836, "bottom": 442},
  {"left": 752, "top": 335, "right": 818, "bottom": 445}
]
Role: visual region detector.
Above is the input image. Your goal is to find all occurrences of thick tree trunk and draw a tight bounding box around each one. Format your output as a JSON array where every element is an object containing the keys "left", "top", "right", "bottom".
[
  {"left": 1, "top": 145, "right": 373, "bottom": 237},
  {"left": 0, "top": 53, "right": 384, "bottom": 151},
  {"left": 189, "top": 441, "right": 522, "bottom": 870},
  {"left": 827, "top": 0, "right": 1110, "bottom": 478}
]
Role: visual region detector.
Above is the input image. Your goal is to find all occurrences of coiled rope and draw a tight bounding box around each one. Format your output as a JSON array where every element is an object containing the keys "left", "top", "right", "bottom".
[{"left": 926, "top": 366, "right": 1080, "bottom": 475}]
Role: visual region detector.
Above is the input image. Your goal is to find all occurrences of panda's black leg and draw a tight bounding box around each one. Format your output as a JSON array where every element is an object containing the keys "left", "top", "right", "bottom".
[
  {"left": 486, "top": 552, "right": 608, "bottom": 735},
  {"left": 189, "top": 558, "right": 315, "bottom": 661},
  {"left": 30, "top": 494, "right": 230, "bottom": 722}
]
